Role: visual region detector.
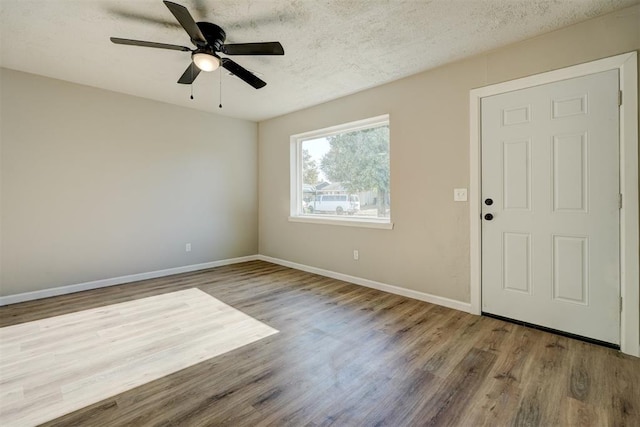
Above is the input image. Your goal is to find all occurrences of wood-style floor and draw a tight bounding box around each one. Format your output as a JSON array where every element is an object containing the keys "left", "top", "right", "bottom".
[
  {"left": 1, "top": 288, "right": 277, "bottom": 426},
  {"left": 1, "top": 260, "right": 638, "bottom": 426}
]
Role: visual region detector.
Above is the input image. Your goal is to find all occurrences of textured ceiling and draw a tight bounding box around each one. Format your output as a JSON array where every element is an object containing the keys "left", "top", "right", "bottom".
[{"left": 1, "top": 0, "right": 637, "bottom": 122}]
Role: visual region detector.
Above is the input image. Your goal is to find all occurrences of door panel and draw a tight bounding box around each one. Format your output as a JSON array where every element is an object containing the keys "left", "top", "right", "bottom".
[
  {"left": 552, "top": 235, "right": 588, "bottom": 304},
  {"left": 503, "top": 139, "right": 531, "bottom": 210},
  {"left": 552, "top": 133, "right": 587, "bottom": 212},
  {"left": 481, "top": 69, "right": 620, "bottom": 344},
  {"left": 502, "top": 232, "right": 531, "bottom": 294}
]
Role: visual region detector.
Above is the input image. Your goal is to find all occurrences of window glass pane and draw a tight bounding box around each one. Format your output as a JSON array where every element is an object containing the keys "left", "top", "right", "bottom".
[{"left": 299, "top": 122, "right": 390, "bottom": 220}]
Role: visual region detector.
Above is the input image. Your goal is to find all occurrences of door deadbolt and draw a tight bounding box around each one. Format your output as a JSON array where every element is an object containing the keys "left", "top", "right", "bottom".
[{"left": 485, "top": 198, "right": 493, "bottom": 206}]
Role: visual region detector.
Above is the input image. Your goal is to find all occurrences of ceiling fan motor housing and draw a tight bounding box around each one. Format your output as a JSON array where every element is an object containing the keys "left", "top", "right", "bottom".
[{"left": 197, "top": 22, "right": 226, "bottom": 51}]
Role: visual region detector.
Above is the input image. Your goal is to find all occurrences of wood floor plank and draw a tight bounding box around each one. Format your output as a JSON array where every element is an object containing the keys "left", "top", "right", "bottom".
[
  {"left": 1, "top": 260, "right": 638, "bottom": 426},
  {"left": 458, "top": 322, "right": 533, "bottom": 426}
]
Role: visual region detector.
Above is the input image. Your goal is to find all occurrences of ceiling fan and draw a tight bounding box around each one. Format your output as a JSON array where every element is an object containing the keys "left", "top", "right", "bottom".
[{"left": 110, "top": 1, "right": 284, "bottom": 89}]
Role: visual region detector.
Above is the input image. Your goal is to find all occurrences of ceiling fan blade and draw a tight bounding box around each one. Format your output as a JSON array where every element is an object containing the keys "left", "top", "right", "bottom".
[
  {"left": 110, "top": 37, "right": 191, "bottom": 52},
  {"left": 163, "top": 1, "right": 207, "bottom": 45},
  {"left": 177, "top": 62, "right": 201, "bottom": 84},
  {"left": 222, "top": 42, "right": 284, "bottom": 56},
  {"left": 221, "top": 58, "right": 266, "bottom": 89}
]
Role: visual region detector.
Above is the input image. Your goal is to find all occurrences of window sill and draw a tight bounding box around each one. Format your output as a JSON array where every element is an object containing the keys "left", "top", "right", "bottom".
[{"left": 288, "top": 215, "right": 394, "bottom": 229}]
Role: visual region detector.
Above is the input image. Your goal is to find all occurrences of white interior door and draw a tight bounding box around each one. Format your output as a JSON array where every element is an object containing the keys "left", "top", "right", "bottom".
[{"left": 481, "top": 70, "right": 620, "bottom": 344}]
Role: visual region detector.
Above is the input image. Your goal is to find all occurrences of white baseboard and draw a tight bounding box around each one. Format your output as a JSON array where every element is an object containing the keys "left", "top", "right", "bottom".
[
  {"left": 2, "top": 254, "right": 472, "bottom": 315},
  {"left": 257, "top": 255, "right": 472, "bottom": 313},
  {"left": 0, "top": 255, "right": 259, "bottom": 306}
]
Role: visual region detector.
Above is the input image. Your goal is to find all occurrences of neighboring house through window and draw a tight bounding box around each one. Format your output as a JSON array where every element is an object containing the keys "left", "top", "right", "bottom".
[{"left": 290, "top": 114, "right": 392, "bottom": 229}]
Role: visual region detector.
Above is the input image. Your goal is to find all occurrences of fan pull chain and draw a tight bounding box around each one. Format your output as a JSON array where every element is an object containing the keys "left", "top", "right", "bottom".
[
  {"left": 219, "top": 68, "right": 223, "bottom": 109},
  {"left": 190, "top": 65, "right": 194, "bottom": 100}
]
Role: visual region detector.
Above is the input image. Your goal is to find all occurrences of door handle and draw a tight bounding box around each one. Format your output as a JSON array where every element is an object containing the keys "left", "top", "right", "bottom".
[{"left": 484, "top": 213, "right": 494, "bottom": 221}]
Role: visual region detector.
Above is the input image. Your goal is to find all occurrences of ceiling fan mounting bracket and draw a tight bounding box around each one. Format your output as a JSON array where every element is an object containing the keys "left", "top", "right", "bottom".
[{"left": 196, "top": 22, "right": 226, "bottom": 51}]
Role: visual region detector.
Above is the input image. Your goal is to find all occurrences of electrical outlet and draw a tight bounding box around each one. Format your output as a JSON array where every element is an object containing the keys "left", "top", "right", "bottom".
[
  {"left": 185, "top": 243, "right": 191, "bottom": 252},
  {"left": 353, "top": 249, "right": 359, "bottom": 260}
]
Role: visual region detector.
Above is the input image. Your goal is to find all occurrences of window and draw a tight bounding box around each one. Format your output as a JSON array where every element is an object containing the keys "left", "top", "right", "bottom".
[{"left": 290, "top": 115, "right": 392, "bottom": 228}]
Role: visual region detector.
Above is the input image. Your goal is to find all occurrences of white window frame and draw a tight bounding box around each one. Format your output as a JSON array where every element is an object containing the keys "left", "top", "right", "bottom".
[{"left": 289, "top": 114, "right": 393, "bottom": 229}]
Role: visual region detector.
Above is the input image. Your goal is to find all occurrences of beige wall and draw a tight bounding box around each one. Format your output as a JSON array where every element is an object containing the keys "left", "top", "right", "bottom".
[
  {"left": 258, "top": 6, "right": 639, "bottom": 303},
  {"left": 1, "top": 69, "right": 258, "bottom": 296}
]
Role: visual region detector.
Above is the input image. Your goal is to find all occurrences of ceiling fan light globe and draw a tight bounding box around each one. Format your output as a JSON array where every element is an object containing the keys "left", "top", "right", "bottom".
[{"left": 193, "top": 53, "right": 220, "bottom": 72}]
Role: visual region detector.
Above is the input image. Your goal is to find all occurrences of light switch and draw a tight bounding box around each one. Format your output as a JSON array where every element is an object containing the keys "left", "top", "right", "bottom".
[{"left": 454, "top": 188, "right": 468, "bottom": 202}]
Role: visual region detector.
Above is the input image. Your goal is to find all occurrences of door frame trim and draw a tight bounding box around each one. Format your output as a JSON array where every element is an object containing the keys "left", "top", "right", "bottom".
[{"left": 469, "top": 52, "right": 639, "bottom": 357}]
